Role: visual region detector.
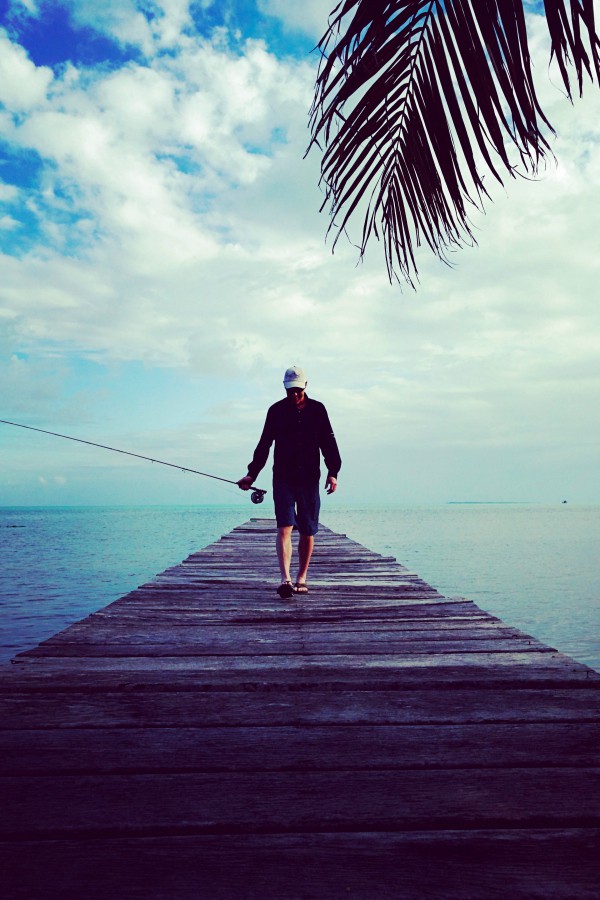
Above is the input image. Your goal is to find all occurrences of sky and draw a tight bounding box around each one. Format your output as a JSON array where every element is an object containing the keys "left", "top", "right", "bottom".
[{"left": 1, "top": 0, "right": 599, "bottom": 507}]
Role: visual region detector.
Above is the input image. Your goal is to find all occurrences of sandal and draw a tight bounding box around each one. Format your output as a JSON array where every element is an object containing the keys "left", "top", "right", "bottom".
[
  {"left": 276, "top": 581, "right": 294, "bottom": 599},
  {"left": 294, "top": 582, "right": 308, "bottom": 594}
]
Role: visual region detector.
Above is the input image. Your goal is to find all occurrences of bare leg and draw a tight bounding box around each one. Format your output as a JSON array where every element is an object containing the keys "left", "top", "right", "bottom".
[
  {"left": 276, "top": 526, "right": 293, "bottom": 582},
  {"left": 296, "top": 533, "right": 314, "bottom": 585}
]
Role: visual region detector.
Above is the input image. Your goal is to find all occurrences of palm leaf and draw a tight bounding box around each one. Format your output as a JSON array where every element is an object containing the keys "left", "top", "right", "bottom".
[{"left": 308, "top": 1, "right": 600, "bottom": 285}]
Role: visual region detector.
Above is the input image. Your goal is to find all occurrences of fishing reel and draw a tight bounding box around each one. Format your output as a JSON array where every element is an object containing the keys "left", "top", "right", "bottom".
[{"left": 251, "top": 489, "right": 266, "bottom": 505}]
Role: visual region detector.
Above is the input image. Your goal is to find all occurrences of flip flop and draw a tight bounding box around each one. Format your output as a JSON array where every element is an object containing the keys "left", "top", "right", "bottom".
[
  {"left": 276, "top": 581, "right": 294, "bottom": 599},
  {"left": 294, "top": 582, "right": 308, "bottom": 594}
]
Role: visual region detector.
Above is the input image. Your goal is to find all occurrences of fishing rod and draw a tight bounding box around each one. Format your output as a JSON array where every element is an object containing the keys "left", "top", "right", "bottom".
[{"left": 0, "top": 419, "right": 267, "bottom": 504}]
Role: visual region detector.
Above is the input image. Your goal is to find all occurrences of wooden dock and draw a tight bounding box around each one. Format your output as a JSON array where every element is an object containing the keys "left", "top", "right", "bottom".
[{"left": 1, "top": 518, "right": 599, "bottom": 898}]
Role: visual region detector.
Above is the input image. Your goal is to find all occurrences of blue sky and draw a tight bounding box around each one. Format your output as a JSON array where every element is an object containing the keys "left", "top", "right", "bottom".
[{"left": 1, "top": 0, "right": 600, "bottom": 506}]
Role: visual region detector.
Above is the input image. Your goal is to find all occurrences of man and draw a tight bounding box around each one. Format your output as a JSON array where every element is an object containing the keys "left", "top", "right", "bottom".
[{"left": 238, "top": 365, "right": 341, "bottom": 599}]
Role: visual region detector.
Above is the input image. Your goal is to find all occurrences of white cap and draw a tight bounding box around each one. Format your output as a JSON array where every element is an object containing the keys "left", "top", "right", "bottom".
[{"left": 283, "top": 365, "right": 307, "bottom": 389}]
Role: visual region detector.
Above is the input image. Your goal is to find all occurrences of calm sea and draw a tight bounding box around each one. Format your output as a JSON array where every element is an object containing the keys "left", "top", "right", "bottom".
[{"left": 0, "top": 504, "right": 598, "bottom": 671}]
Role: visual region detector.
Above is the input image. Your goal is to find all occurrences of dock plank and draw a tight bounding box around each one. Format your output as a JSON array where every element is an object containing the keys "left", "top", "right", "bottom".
[
  {"left": 1, "top": 722, "right": 599, "bottom": 775},
  {"left": 2, "top": 687, "right": 598, "bottom": 729},
  {"left": 1, "top": 831, "right": 599, "bottom": 900},
  {"left": 1, "top": 518, "right": 599, "bottom": 898},
  {"left": 3, "top": 768, "right": 600, "bottom": 838}
]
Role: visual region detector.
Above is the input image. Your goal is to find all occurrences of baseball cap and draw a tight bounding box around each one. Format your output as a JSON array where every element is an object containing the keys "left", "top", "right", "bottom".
[{"left": 283, "top": 365, "right": 307, "bottom": 389}]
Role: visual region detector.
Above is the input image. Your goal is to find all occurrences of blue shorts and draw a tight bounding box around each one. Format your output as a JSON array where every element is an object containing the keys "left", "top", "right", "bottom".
[{"left": 273, "top": 479, "right": 320, "bottom": 536}]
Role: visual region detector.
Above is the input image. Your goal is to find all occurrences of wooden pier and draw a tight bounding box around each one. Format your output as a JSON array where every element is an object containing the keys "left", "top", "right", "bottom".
[{"left": 1, "top": 518, "right": 599, "bottom": 898}]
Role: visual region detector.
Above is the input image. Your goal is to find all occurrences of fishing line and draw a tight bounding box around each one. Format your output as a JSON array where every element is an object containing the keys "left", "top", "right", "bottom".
[{"left": 0, "top": 419, "right": 267, "bottom": 504}]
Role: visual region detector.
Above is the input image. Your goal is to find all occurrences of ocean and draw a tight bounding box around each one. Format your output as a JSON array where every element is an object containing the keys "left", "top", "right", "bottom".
[{"left": 0, "top": 504, "right": 598, "bottom": 671}]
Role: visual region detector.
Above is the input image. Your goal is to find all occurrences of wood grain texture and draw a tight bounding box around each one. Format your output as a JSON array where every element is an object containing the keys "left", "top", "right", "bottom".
[
  {"left": 1, "top": 830, "right": 599, "bottom": 900},
  {"left": 1, "top": 518, "right": 599, "bottom": 897}
]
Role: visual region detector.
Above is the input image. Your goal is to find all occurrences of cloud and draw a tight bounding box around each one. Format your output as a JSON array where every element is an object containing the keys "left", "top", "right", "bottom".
[
  {"left": 257, "top": 0, "right": 333, "bottom": 40},
  {"left": 65, "top": 0, "right": 156, "bottom": 52},
  {"left": 1, "top": 7, "right": 600, "bottom": 503},
  {"left": 0, "top": 348, "right": 74, "bottom": 417},
  {"left": 10, "top": 0, "right": 39, "bottom": 15},
  {"left": 0, "top": 184, "right": 19, "bottom": 201},
  {"left": 47, "top": 0, "right": 218, "bottom": 55},
  {"left": 3, "top": 32, "right": 312, "bottom": 256},
  {"left": 0, "top": 27, "right": 328, "bottom": 369},
  {"left": 0, "top": 215, "right": 19, "bottom": 230},
  {"left": 0, "top": 29, "right": 53, "bottom": 110}
]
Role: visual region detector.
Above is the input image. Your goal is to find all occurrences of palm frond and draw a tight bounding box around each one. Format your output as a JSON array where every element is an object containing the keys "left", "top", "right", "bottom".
[{"left": 308, "top": 1, "right": 600, "bottom": 285}]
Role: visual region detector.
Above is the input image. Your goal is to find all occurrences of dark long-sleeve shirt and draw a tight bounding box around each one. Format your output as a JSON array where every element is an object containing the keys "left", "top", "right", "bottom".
[{"left": 247, "top": 396, "right": 341, "bottom": 486}]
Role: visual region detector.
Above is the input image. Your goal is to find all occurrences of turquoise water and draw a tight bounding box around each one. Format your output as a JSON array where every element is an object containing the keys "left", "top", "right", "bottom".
[
  {"left": 0, "top": 506, "right": 248, "bottom": 663},
  {"left": 1, "top": 504, "right": 599, "bottom": 670},
  {"left": 326, "top": 505, "right": 600, "bottom": 672}
]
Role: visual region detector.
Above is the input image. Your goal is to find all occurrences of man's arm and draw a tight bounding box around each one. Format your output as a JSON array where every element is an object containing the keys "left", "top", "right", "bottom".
[
  {"left": 237, "top": 407, "right": 275, "bottom": 490},
  {"left": 318, "top": 404, "right": 341, "bottom": 494}
]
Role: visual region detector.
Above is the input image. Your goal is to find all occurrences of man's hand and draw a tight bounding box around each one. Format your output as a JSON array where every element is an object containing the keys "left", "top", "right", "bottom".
[
  {"left": 325, "top": 475, "right": 337, "bottom": 495},
  {"left": 237, "top": 475, "right": 253, "bottom": 491}
]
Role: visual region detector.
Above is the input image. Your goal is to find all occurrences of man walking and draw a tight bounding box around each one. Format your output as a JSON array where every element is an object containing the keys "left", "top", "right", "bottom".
[{"left": 238, "top": 366, "right": 341, "bottom": 598}]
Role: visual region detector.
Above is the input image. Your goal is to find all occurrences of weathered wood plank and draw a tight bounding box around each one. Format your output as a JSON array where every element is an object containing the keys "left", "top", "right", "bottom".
[
  {"left": 1, "top": 722, "right": 598, "bottom": 775},
  {"left": 2, "top": 687, "right": 599, "bottom": 729},
  {"left": 7, "top": 648, "right": 592, "bottom": 675},
  {"left": 87, "top": 608, "right": 496, "bottom": 625},
  {"left": 2, "top": 830, "right": 599, "bottom": 900},
  {"left": 38, "top": 618, "right": 523, "bottom": 637},
  {"left": 28, "top": 630, "right": 550, "bottom": 657},
  {"left": 2, "top": 768, "right": 599, "bottom": 837},
  {"left": 97, "top": 598, "right": 466, "bottom": 617}
]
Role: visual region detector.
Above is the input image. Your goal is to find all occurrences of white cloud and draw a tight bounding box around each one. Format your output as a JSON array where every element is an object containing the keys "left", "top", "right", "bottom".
[
  {"left": 258, "top": 0, "right": 333, "bottom": 40},
  {"left": 65, "top": 0, "right": 154, "bottom": 53},
  {"left": 0, "top": 29, "right": 53, "bottom": 110},
  {"left": 0, "top": 215, "right": 19, "bottom": 230},
  {"left": 0, "top": 183, "right": 19, "bottom": 201},
  {"left": 60, "top": 0, "right": 193, "bottom": 53},
  {"left": 152, "top": 0, "right": 193, "bottom": 47},
  {"left": 10, "top": 0, "right": 39, "bottom": 14},
  {"left": 0, "top": 352, "right": 67, "bottom": 413},
  {"left": 1, "top": 33, "right": 314, "bottom": 274},
  {"left": 1, "top": 9, "right": 600, "bottom": 502}
]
